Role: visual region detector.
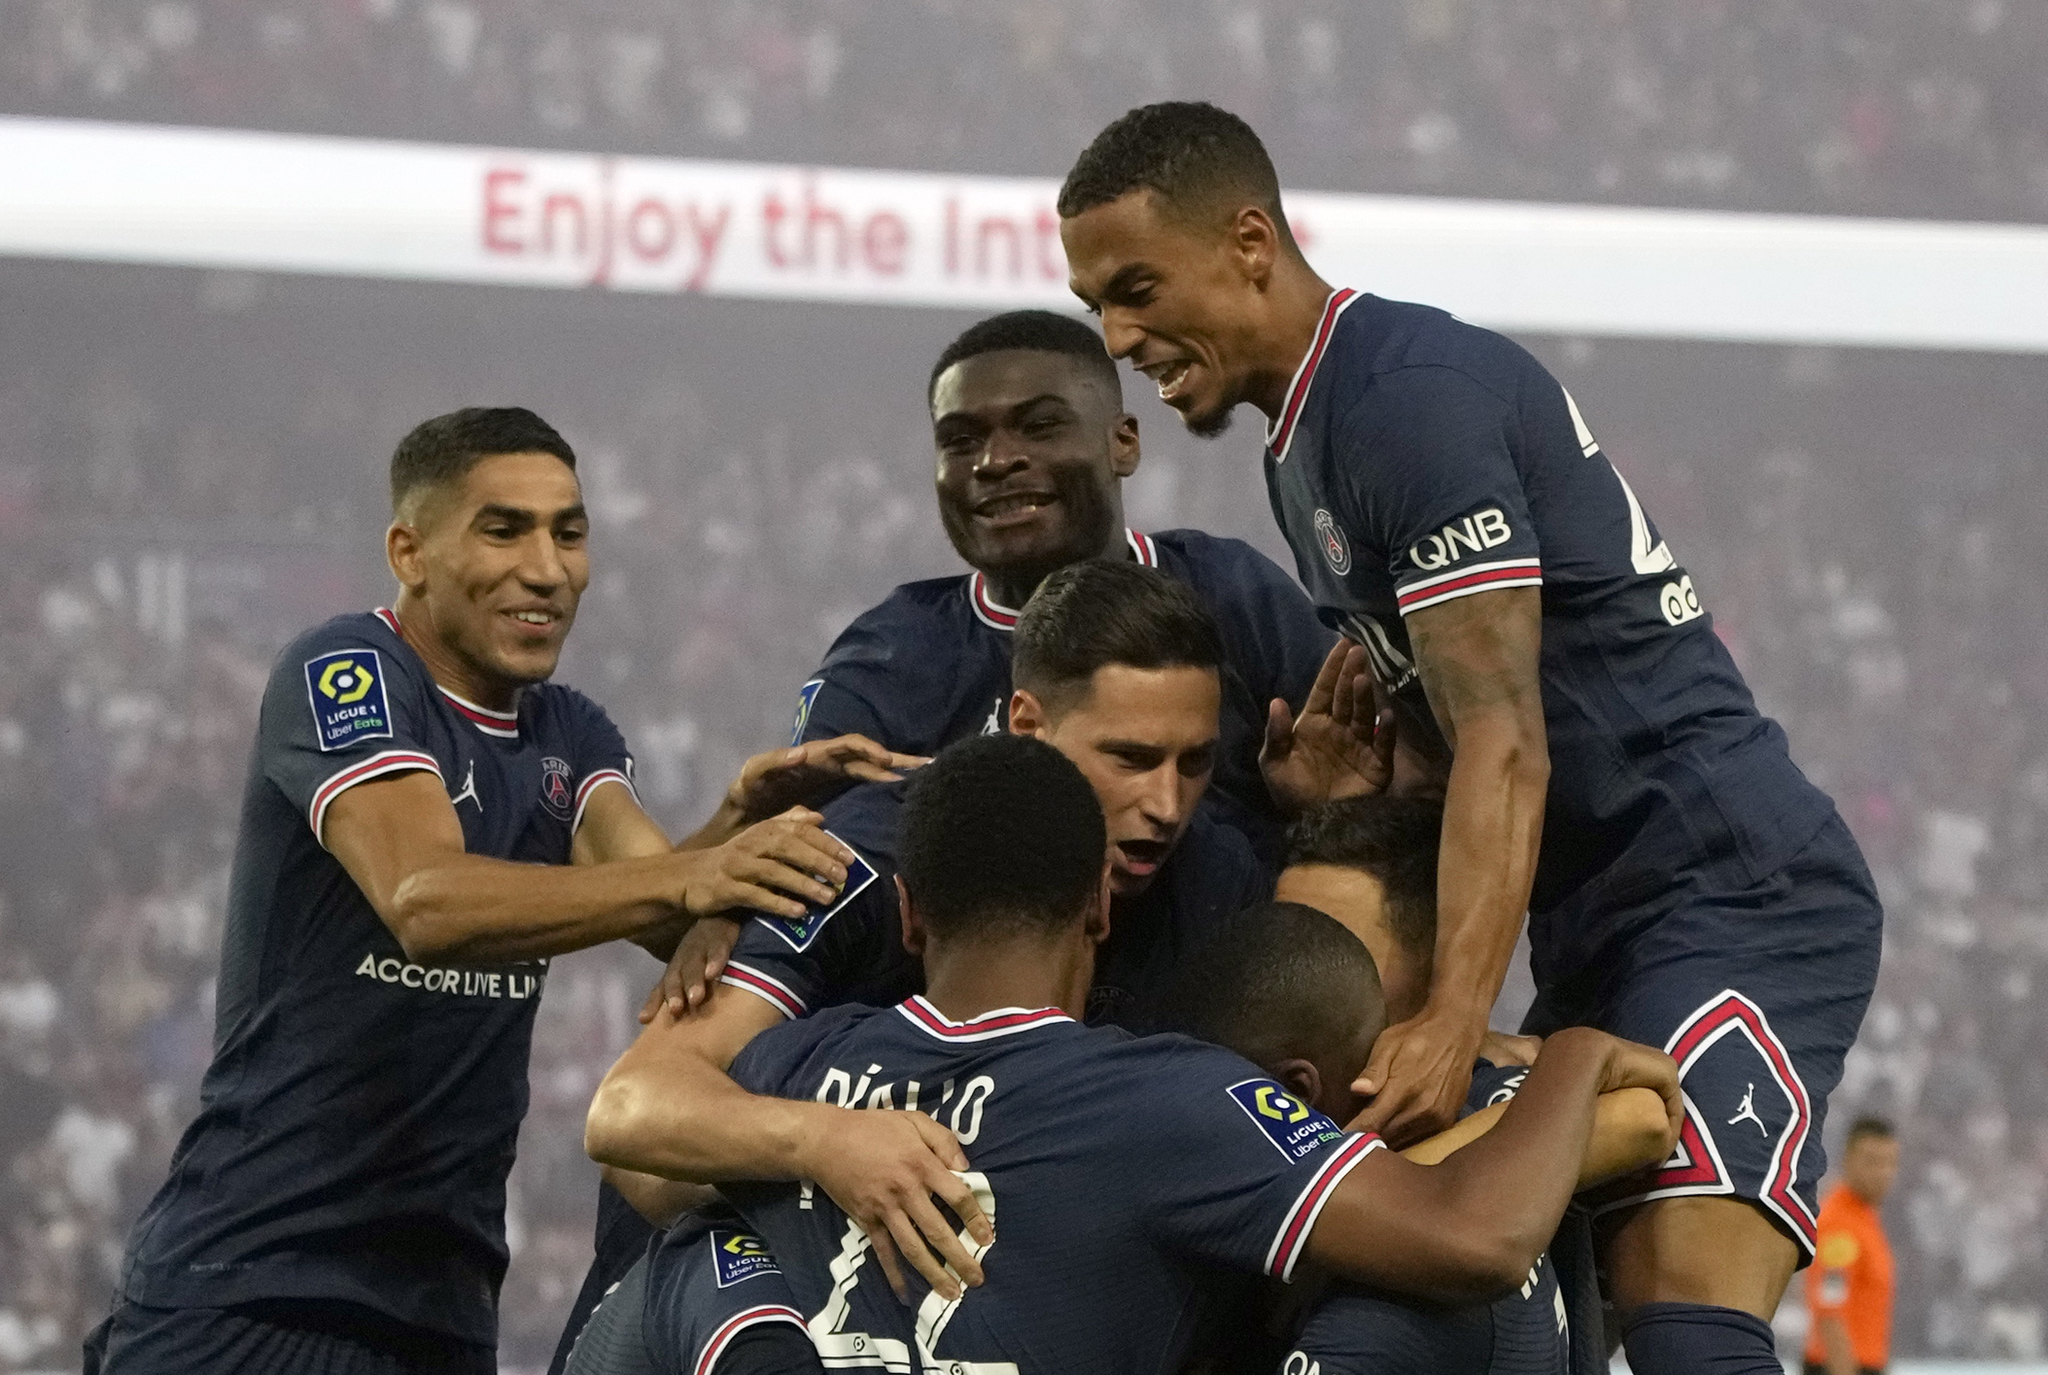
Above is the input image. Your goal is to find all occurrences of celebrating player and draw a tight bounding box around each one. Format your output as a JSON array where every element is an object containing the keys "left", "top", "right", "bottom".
[
  {"left": 590, "top": 733, "right": 1680, "bottom": 1375},
  {"left": 86, "top": 408, "right": 879, "bottom": 1375},
  {"left": 792, "top": 307, "right": 1340, "bottom": 859},
  {"left": 1164, "top": 898, "right": 1672, "bottom": 1375},
  {"left": 1059, "top": 102, "right": 1883, "bottom": 1375}
]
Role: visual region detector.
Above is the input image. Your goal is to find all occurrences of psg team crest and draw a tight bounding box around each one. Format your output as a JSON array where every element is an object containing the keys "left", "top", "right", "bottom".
[
  {"left": 1313, "top": 508, "right": 1352, "bottom": 575},
  {"left": 539, "top": 756, "right": 575, "bottom": 820}
]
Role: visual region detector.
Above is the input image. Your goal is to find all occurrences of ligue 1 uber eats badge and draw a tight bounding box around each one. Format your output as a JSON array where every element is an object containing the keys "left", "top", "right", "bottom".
[{"left": 305, "top": 650, "right": 394, "bottom": 751}]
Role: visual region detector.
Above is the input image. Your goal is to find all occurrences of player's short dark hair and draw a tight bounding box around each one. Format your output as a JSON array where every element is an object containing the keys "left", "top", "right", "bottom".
[
  {"left": 1846, "top": 1116, "right": 1895, "bottom": 1143},
  {"left": 1012, "top": 561, "right": 1224, "bottom": 712},
  {"left": 1058, "top": 101, "right": 1293, "bottom": 243},
  {"left": 1159, "top": 901, "right": 1385, "bottom": 1071},
  {"left": 900, "top": 734, "right": 1107, "bottom": 942},
  {"left": 1284, "top": 796, "right": 1443, "bottom": 963},
  {"left": 928, "top": 310, "right": 1121, "bottom": 407},
  {"left": 390, "top": 406, "right": 577, "bottom": 516}
]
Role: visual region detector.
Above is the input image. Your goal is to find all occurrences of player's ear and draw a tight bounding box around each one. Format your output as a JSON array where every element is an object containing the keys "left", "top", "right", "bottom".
[
  {"left": 1084, "top": 862, "right": 1113, "bottom": 947},
  {"left": 895, "top": 876, "right": 927, "bottom": 957},
  {"left": 1271, "top": 1057, "right": 1323, "bottom": 1108},
  {"left": 1231, "top": 204, "right": 1283, "bottom": 288},
  {"left": 1108, "top": 412, "right": 1140, "bottom": 480},
  {"left": 1007, "top": 689, "right": 1049, "bottom": 739},
  {"left": 387, "top": 520, "right": 428, "bottom": 592}
]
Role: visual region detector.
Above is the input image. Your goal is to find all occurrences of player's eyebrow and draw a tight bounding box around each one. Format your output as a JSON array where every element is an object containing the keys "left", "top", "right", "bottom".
[
  {"left": 473, "top": 503, "right": 537, "bottom": 528},
  {"left": 549, "top": 503, "right": 589, "bottom": 526}
]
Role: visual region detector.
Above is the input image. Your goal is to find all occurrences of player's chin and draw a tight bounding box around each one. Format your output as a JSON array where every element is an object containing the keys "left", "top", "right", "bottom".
[
  {"left": 488, "top": 637, "right": 567, "bottom": 685},
  {"left": 1180, "top": 396, "right": 1236, "bottom": 440}
]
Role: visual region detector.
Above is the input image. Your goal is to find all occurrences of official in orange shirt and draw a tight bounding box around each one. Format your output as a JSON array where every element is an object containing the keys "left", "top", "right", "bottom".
[{"left": 1803, "top": 1117, "right": 1899, "bottom": 1375}]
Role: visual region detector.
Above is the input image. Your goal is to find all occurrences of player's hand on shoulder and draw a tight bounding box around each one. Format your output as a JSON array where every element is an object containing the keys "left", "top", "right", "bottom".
[
  {"left": 679, "top": 808, "right": 853, "bottom": 920},
  {"left": 801, "top": 1108, "right": 992, "bottom": 1303},
  {"left": 640, "top": 916, "right": 742, "bottom": 1024},
  {"left": 1348, "top": 1010, "right": 1483, "bottom": 1147},
  {"left": 727, "top": 733, "right": 928, "bottom": 824},
  {"left": 1260, "top": 640, "right": 1395, "bottom": 818}
]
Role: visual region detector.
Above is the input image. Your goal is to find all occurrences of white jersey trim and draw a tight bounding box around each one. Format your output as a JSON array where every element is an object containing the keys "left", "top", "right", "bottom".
[
  {"left": 309, "top": 749, "right": 443, "bottom": 848},
  {"left": 571, "top": 768, "right": 637, "bottom": 833},
  {"left": 1265, "top": 1132, "right": 1385, "bottom": 1281},
  {"left": 720, "top": 962, "right": 806, "bottom": 1020}
]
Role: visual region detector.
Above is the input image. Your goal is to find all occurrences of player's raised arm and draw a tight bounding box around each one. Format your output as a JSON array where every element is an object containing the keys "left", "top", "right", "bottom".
[
  {"left": 1313, "top": 1028, "right": 1678, "bottom": 1300},
  {"left": 1354, "top": 584, "right": 1548, "bottom": 1144}
]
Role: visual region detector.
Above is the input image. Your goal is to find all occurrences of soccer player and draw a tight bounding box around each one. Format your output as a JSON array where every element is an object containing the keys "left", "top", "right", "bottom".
[
  {"left": 589, "top": 733, "right": 1681, "bottom": 1375},
  {"left": 1058, "top": 102, "right": 1884, "bottom": 1374},
  {"left": 1164, "top": 899, "right": 1673, "bottom": 1375},
  {"left": 1803, "top": 1119, "right": 1898, "bottom": 1375},
  {"left": 791, "top": 307, "right": 1343, "bottom": 859},
  {"left": 87, "top": 408, "right": 881, "bottom": 1375}
]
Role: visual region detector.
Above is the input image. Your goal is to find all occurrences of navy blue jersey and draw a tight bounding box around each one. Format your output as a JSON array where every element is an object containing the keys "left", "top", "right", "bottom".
[
  {"left": 1263, "top": 291, "right": 1836, "bottom": 928},
  {"left": 722, "top": 997, "right": 1385, "bottom": 1375},
  {"left": 719, "top": 779, "right": 1268, "bottom": 1029},
  {"left": 793, "top": 527, "right": 1333, "bottom": 859},
  {"left": 119, "top": 608, "right": 636, "bottom": 1344},
  {"left": 645, "top": 1210, "right": 807, "bottom": 1375},
  {"left": 1282, "top": 1062, "right": 1569, "bottom": 1375}
]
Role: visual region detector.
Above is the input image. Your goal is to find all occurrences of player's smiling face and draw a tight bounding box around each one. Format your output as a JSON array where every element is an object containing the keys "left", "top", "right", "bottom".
[
  {"left": 1062, "top": 190, "right": 1269, "bottom": 439},
  {"left": 391, "top": 451, "right": 588, "bottom": 698},
  {"left": 1010, "top": 663, "right": 1220, "bottom": 898},
  {"left": 930, "top": 350, "right": 1138, "bottom": 586}
]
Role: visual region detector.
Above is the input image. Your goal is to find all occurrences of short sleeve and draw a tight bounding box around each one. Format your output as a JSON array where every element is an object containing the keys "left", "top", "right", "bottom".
[
  {"left": 1339, "top": 368, "right": 1543, "bottom": 616},
  {"left": 562, "top": 690, "right": 639, "bottom": 833},
  {"left": 262, "top": 632, "right": 442, "bottom": 846},
  {"left": 719, "top": 781, "right": 908, "bottom": 1020},
  {"left": 1137, "top": 1042, "right": 1386, "bottom": 1281},
  {"left": 644, "top": 1210, "right": 806, "bottom": 1375}
]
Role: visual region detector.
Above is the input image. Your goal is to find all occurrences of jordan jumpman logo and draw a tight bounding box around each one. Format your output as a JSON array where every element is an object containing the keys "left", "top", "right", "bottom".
[
  {"left": 449, "top": 759, "right": 482, "bottom": 812},
  {"left": 1728, "top": 1082, "right": 1767, "bottom": 1134}
]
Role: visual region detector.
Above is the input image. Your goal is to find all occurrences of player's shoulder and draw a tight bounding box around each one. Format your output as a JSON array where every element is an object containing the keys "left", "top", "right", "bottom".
[
  {"left": 731, "top": 999, "right": 886, "bottom": 1085},
  {"left": 1330, "top": 294, "right": 1549, "bottom": 412},
  {"left": 275, "top": 608, "right": 407, "bottom": 673},
  {"left": 824, "top": 575, "right": 975, "bottom": 653},
  {"left": 522, "top": 676, "right": 623, "bottom": 740}
]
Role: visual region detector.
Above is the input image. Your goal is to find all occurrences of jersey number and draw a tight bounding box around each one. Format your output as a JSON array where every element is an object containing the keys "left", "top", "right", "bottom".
[
  {"left": 808, "top": 1170, "right": 1016, "bottom": 1374},
  {"left": 1563, "top": 388, "right": 1704, "bottom": 627}
]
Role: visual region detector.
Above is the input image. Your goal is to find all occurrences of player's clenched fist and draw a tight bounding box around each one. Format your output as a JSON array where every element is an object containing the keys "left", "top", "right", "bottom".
[
  {"left": 1581, "top": 1028, "right": 1683, "bottom": 1145},
  {"left": 677, "top": 807, "right": 854, "bottom": 919},
  {"left": 800, "top": 1108, "right": 994, "bottom": 1303}
]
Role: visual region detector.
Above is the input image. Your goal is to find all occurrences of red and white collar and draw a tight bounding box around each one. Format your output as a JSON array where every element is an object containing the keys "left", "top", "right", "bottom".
[
  {"left": 1266, "top": 288, "right": 1359, "bottom": 464},
  {"left": 968, "top": 528, "right": 1159, "bottom": 632},
  {"left": 374, "top": 607, "right": 522, "bottom": 739},
  {"left": 897, "top": 995, "right": 1072, "bottom": 1042}
]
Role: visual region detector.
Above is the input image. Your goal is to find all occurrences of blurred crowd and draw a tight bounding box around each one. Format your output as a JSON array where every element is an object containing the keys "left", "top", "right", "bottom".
[{"left": 5, "top": 0, "right": 2048, "bottom": 222}]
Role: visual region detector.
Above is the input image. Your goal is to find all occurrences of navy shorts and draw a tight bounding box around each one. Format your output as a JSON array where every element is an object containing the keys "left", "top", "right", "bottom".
[
  {"left": 83, "top": 1298, "right": 494, "bottom": 1375},
  {"left": 1524, "top": 814, "right": 1883, "bottom": 1258}
]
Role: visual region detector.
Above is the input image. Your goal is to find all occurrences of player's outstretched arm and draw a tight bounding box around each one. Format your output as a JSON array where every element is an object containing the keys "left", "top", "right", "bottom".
[
  {"left": 325, "top": 772, "right": 852, "bottom": 964},
  {"left": 584, "top": 981, "right": 993, "bottom": 1301},
  {"left": 1354, "top": 584, "right": 1548, "bottom": 1146},
  {"left": 678, "top": 733, "right": 927, "bottom": 853},
  {"left": 1400, "top": 1085, "right": 1674, "bottom": 1188},
  {"left": 1313, "top": 1028, "right": 1678, "bottom": 1301}
]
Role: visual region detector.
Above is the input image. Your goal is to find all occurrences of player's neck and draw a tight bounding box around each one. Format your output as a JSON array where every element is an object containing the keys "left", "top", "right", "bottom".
[
  {"left": 1244, "top": 261, "right": 1339, "bottom": 421},
  {"left": 920, "top": 931, "right": 1094, "bottom": 1023},
  {"left": 387, "top": 595, "right": 522, "bottom": 713},
  {"left": 980, "top": 519, "right": 1131, "bottom": 612}
]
